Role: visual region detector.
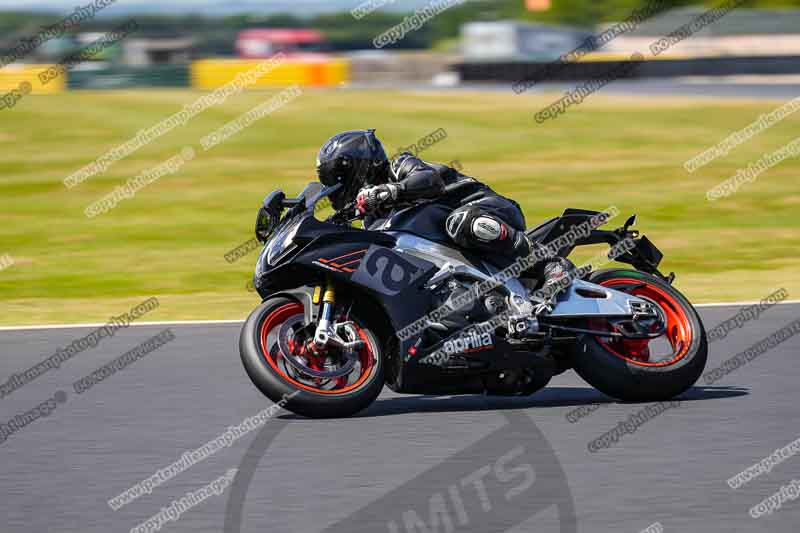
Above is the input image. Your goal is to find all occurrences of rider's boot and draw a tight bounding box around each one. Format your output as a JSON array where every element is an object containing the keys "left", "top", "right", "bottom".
[
  {"left": 508, "top": 255, "right": 577, "bottom": 338},
  {"left": 535, "top": 257, "right": 577, "bottom": 307}
]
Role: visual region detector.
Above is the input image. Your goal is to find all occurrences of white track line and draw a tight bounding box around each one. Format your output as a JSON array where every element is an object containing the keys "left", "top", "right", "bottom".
[
  {"left": 696, "top": 299, "right": 800, "bottom": 308},
  {"left": 0, "top": 319, "right": 243, "bottom": 332},
  {"left": 0, "top": 300, "right": 798, "bottom": 332}
]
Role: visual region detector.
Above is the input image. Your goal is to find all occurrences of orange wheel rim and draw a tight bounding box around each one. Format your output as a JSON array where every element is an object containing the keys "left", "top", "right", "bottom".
[
  {"left": 259, "top": 303, "right": 377, "bottom": 394},
  {"left": 591, "top": 278, "right": 693, "bottom": 368}
]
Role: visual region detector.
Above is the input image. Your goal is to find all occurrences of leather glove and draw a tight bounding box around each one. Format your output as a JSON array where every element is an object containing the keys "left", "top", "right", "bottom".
[{"left": 355, "top": 184, "right": 399, "bottom": 216}]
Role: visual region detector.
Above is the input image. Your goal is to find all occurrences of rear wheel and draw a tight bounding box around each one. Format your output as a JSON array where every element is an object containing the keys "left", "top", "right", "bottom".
[
  {"left": 572, "top": 269, "right": 707, "bottom": 401},
  {"left": 240, "top": 296, "right": 384, "bottom": 418}
]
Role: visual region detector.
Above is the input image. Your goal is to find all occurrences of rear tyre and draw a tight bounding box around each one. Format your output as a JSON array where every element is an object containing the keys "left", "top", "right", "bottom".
[
  {"left": 572, "top": 269, "right": 708, "bottom": 402},
  {"left": 240, "top": 296, "right": 384, "bottom": 418}
]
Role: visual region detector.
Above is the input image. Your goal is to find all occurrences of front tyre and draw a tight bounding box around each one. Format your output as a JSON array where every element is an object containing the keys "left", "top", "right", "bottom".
[
  {"left": 239, "top": 296, "right": 384, "bottom": 418},
  {"left": 573, "top": 269, "right": 708, "bottom": 402}
]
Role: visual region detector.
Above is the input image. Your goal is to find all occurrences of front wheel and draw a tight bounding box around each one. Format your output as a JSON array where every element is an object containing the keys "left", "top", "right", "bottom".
[
  {"left": 239, "top": 296, "right": 384, "bottom": 418},
  {"left": 572, "top": 269, "right": 708, "bottom": 402}
]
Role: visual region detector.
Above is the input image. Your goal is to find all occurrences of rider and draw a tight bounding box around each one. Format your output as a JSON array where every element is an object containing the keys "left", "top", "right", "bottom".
[{"left": 315, "top": 129, "right": 573, "bottom": 305}]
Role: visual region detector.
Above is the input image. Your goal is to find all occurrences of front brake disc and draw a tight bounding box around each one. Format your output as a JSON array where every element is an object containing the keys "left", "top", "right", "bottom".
[{"left": 277, "top": 317, "right": 357, "bottom": 379}]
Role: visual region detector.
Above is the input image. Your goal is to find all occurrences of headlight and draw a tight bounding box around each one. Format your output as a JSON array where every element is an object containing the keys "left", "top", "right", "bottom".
[
  {"left": 255, "top": 218, "right": 300, "bottom": 280},
  {"left": 266, "top": 217, "right": 301, "bottom": 265}
]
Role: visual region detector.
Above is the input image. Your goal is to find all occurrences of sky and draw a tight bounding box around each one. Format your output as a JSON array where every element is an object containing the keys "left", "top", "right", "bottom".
[{"left": 0, "top": 0, "right": 436, "bottom": 16}]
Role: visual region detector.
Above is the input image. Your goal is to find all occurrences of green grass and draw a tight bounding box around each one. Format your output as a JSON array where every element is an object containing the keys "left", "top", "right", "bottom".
[{"left": 0, "top": 88, "right": 798, "bottom": 325}]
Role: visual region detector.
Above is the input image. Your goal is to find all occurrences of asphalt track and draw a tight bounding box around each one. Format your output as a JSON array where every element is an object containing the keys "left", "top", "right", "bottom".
[{"left": 1, "top": 302, "right": 799, "bottom": 533}]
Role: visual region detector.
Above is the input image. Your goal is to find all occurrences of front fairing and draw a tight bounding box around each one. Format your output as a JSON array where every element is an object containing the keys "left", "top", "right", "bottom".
[
  {"left": 254, "top": 183, "right": 333, "bottom": 280},
  {"left": 255, "top": 216, "right": 343, "bottom": 279}
]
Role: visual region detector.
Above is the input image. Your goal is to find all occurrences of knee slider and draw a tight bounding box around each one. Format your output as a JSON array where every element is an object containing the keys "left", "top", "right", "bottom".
[
  {"left": 471, "top": 214, "right": 508, "bottom": 242},
  {"left": 447, "top": 207, "right": 508, "bottom": 244},
  {"left": 446, "top": 207, "right": 523, "bottom": 256}
]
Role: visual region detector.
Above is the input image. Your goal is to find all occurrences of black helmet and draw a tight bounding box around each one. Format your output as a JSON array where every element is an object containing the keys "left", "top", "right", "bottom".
[{"left": 316, "top": 129, "right": 389, "bottom": 210}]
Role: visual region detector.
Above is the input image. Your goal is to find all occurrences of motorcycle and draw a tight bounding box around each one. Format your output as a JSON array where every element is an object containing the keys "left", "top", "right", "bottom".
[{"left": 239, "top": 181, "right": 708, "bottom": 418}]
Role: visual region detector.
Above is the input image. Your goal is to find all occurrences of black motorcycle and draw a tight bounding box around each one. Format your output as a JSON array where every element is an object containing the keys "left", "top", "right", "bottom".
[{"left": 239, "top": 182, "right": 708, "bottom": 418}]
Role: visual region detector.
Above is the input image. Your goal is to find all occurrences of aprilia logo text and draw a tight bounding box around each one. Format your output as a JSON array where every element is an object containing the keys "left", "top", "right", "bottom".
[{"left": 443, "top": 332, "right": 493, "bottom": 354}]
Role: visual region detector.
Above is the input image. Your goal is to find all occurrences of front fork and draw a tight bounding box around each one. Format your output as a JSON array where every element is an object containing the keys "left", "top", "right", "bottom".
[
  {"left": 313, "top": 283, "right": 336, "bottom": 347},
  {"left": 312, "top": 279, "right": 363, "bottom": 353}
]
